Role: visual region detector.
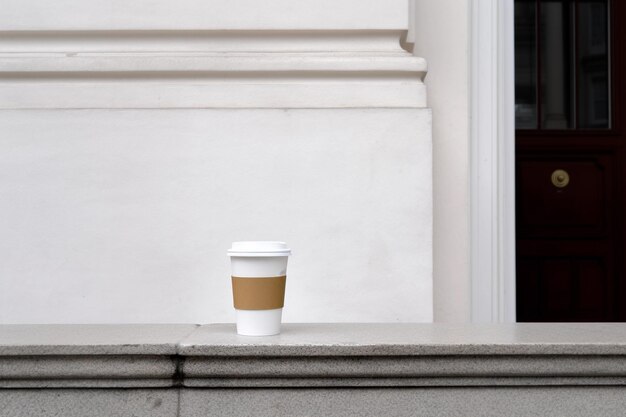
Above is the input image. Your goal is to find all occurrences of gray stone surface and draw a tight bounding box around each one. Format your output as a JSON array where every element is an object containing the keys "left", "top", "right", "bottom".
[
  {"left": 0, "top": 355, "right": 176, "bottom": 388},
  {"left": 0, "top": 324, "right": 198, "bottom": 355},
  {"left": 0, "top": 355, "right": 172, "bottom": 379},
  {"left": 180, "top": 323, "right": 626, "bottom": 388},
  {"left": 181, "top": 376, "right": 626, "bottom": 388},
  {"left": 182, "top": 354, "right": 626, "bottom": 387},
  {"left": 0, "top": 324, "right": 197, "bottom": 388},
  {"left": 0, "top": 389, "right": 178, "bottom": 417},
  {"left": 179, "top": 323, "right": 626, "bottom": 356},
  {"left": 2, "top": 323, "right": 626, "bottom": 413},
  {"left": 179, "top": 387, "right": 626, "bottom": 417}
]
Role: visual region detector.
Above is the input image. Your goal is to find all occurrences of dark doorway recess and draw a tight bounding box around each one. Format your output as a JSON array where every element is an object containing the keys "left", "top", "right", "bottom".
[{"left": 515, "top": 0, "right": 626, "bottom": 321}]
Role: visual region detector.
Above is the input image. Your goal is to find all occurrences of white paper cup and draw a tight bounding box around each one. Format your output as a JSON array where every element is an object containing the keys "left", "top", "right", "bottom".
[{"left": 228, "top": 241, "right": 291, "bottom": 336}]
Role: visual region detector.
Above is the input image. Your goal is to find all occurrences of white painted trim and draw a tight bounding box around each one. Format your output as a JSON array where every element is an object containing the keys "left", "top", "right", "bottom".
[
  {"left": 0, "top": 0, "right": 409, "bottom": 31},
  {"left": 0, "top": 54, "right": 427, "bottom": 74},
  {"left": 0, "top": 81, "right": 427, "bottom": 110},
  {"left": 470, "top": 0, "right": 516, "bottom": 323},
  {"left": 0, "top": 30, "right": 409, "bottom": 54},
  {"left": 0, "top": 26, "right": 426, "bottom": 109}
]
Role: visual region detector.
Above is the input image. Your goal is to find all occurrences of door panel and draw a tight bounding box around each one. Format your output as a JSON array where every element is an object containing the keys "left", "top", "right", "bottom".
[
  {"left": 515, "top": 0, "right": 625, "bottom": 322},
  {"left": 517, "top": 153, "right": 613, "bottom": 237},
  {"left": 517, "top": 254, "right": 613, "bottom": 321}
]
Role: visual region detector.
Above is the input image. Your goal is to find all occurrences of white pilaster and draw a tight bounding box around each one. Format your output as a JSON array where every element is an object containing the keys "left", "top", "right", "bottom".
[{"left": 470, "top": 0, "right": 516, "bottom": 323}]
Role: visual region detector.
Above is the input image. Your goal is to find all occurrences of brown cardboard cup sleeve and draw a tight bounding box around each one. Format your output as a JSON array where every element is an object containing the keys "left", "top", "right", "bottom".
[{"left": 231, "top": 276, "right": 286, "bottom": 310}]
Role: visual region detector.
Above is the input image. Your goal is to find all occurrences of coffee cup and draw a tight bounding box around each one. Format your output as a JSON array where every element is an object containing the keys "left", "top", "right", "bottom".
[{"left": 228, "top": 241, "right": 291, "bottom": 336}]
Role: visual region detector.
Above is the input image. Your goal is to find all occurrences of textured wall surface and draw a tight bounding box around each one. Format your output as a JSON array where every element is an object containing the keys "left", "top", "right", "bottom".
[
  {"left": 0, "top": 0, "right": 432, "bottom": 324},
  {"left": 413, "top": 0, "right": 471, "bottom": 322},
  {"left": 0, "top": 109, "right": 432, "bottom": 323}
]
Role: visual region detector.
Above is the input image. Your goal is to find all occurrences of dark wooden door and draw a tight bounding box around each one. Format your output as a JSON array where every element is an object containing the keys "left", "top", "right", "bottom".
[{"left": 515, "top": 0, "right": 626, "bottom": 321}]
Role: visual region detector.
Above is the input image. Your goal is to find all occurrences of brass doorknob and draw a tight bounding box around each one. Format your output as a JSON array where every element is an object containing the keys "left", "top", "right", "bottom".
[{"left": 551, "top": 169, "right": 570, "bottom": 188}]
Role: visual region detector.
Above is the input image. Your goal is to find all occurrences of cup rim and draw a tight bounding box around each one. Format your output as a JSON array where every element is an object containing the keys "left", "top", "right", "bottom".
[{"left": 228, "top": 241, "right": 291, "bottom": 257}]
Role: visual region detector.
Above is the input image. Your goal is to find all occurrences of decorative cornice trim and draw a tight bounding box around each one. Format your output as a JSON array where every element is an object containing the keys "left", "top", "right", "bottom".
[{"left": 0, "top": 27, "right": 426, "bottom": 109}]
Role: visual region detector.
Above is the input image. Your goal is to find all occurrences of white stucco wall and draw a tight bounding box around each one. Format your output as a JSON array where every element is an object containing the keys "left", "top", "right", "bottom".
[
  {"left": 0, "top": 0, "right": 434, "bottom": 324},
  {"left": 413, "top": 0, "right": 471, "bottom": 322},
  {"left": 0, "top": 109, "right": 432, "bottom": 324}
]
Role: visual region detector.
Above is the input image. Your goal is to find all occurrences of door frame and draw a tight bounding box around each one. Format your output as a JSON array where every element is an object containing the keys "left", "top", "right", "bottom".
[{"left": 470, "top": 0, "right": 517, "bottom": 322}]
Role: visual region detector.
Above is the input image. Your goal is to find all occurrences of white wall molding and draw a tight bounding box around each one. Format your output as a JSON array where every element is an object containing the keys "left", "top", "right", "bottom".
[
  {"left": 0, "top": 48, "right": 426, "bottom": 109},
  {"left": 0, "top": 30, "right": 410, "bottom": 54},
  {"left": 470, "top": 0, "right": 516, "bottom": 323},
  {"left": 0, "top": 0, "right": 425, "bottom": 109},
  {"left": 0, "top": 54, "right": 426, "bottom": 76}
]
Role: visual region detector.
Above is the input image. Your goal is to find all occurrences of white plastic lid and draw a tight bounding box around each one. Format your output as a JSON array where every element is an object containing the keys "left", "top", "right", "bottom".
[{"left": 228, "top": 241, "right": 291, "bottom": 257}]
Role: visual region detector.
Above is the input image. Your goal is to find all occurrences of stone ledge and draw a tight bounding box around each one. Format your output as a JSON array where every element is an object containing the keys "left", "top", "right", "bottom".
[
  {"left": 1, "top": 323, "right": 626, "bottom": 388},
  {"left": 179, "top": 323, "right": 626, "bottom": 356},
  {"left": 0, "top": 324, "right": 197, "bottom": 388},
  {"left": 0, "top": 324, "right": 198, "bottom": 356}
]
